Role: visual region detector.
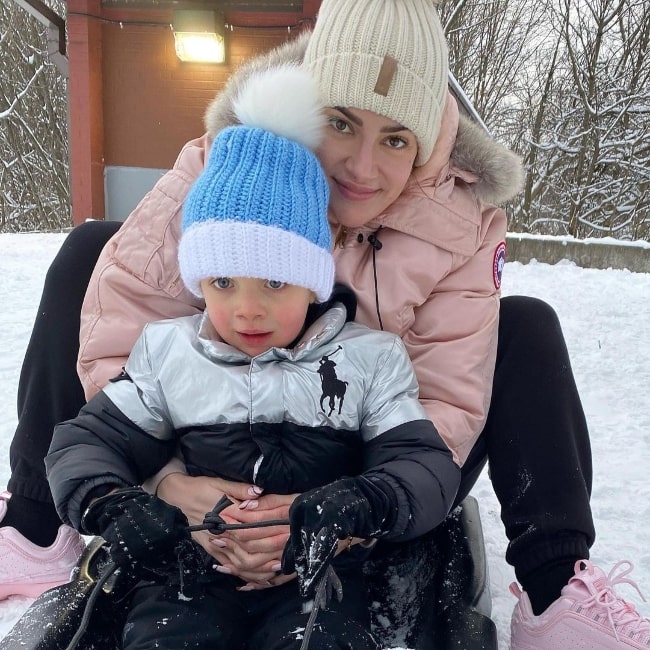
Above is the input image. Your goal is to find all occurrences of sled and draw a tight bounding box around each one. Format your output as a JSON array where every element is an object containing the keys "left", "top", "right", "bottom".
[
  {"left": 0, "top": 496, "right": 497, "bottom": 649},
  {"left": 365, "top": 495, "right": 497, "bottom": 649},
  {"left": 0, "top": 536, "right": 124, "bottom": 649}
]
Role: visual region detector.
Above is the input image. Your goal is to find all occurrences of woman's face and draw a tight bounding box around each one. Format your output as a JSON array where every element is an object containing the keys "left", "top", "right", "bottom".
[{"left": 317, "top": 107, "right": 418, "bottom": 229}]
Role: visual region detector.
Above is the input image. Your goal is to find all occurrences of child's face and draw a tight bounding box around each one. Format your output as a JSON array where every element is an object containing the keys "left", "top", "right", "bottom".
[{"left": 201, "top": 277, "right": 315, "bottom": 357}]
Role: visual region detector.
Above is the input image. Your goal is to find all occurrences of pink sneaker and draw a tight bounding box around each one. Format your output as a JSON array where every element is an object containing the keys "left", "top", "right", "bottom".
[
  {"left": 0, "top": 490, "right": 85, "bottom": 599},
  {"left": 510, "top": 559, "right": 650, "bottom": 649}
]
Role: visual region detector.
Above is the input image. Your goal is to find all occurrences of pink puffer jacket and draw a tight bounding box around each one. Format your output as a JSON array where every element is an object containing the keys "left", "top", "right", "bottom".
[{"left": 78, "top": 34, "right": 522, "bottom": 465}]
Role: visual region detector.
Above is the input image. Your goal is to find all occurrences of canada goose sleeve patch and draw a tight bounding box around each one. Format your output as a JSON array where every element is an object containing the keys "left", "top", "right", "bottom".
[{"left": 493, "top": 241, "right": 507, "bottom": 289}]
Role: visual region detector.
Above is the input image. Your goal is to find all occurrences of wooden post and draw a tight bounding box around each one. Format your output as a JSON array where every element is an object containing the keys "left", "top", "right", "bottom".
[{"left": 67, "top": 0, "right": 105, "bottom": 224}]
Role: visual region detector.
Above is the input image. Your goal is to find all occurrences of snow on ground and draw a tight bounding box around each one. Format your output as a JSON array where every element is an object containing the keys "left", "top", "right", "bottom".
[{"left": 1, "top": 232, "right": 649, "bottom": 648}]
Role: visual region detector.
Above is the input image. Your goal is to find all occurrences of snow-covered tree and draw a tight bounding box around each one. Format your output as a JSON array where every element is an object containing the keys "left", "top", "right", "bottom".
[
  {"left": 1, "top": 0, "right": 647, "bottom": 241},
  {"left": 519, "top": 0, "right": 649, "bottom": 240},
  {"left": 441, "top": 0, "right": 649, "bottom": 241},
  {"left": 0, "top": 0, "right": 70, "bottom": 232}
]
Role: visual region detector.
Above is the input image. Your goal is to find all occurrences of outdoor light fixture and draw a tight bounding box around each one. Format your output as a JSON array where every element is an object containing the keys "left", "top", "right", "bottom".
[{"left": 173, "top": 10, "right": 226, "bottom": 64}]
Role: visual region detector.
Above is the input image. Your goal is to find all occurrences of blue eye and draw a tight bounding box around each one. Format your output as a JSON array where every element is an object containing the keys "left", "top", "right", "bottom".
[
  {"left": 214, "top": 277, "right": 232, "bottom": 289},
  {"left": 267, "top": 280, "right": 285, "bottom": 289}
]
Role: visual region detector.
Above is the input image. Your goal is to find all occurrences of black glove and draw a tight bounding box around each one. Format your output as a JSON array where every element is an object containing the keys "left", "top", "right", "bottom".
[
  {"left": 81, "top": 486, "right": 190, "bottom": 571},
  {"left": 281, "top": 476, "right": 396, "bottom": 596}
]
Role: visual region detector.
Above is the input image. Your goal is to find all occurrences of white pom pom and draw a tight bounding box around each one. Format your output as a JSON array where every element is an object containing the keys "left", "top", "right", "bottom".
[{"left": 232, "top": 64, "right": 325, "bottom": 151}]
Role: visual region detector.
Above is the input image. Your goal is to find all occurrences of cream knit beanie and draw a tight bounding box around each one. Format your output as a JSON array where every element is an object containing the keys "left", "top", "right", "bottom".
[{"left": 305, "top": 0, "right": 448, "bottom": 166}]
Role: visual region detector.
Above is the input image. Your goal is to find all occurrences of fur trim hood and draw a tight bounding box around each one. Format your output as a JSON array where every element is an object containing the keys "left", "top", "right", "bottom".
[{"left": 204, "top": 31, "right": 523, "bottom": 206}]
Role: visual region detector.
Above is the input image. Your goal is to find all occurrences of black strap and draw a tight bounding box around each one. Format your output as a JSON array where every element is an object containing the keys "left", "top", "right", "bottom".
[{"left": 188, "top": 494, "right": 289, "bottom": 534}]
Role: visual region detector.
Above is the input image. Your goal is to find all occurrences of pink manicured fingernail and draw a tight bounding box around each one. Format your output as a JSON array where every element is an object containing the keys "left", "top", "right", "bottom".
[
  {"left": 239, "top": 499, "right": 259, "bottom": 510},
  {"left": 238, "top": 584, "right": 255, "bottom": 591},
  {"left": 250, "top": 486, "right": 264, "bottom": 496},
  {"left": 211, "top": 538, "right": 227, "bottom": 547},
  {"left": 272, "top": 563, "right": 282, "bottom": 572},
  {"left": 214, "top": 565, "right": 232, "bottom": 574}
]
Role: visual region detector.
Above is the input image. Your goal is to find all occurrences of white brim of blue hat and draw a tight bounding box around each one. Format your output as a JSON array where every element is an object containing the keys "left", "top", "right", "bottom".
[{"left": 179, "top": 219, "right": 335, "bottom": 303}]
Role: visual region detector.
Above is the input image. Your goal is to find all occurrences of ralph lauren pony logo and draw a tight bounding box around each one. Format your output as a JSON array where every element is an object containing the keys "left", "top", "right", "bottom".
[{"left": 317, "top": 345, "right": 348, "bottom": 417}]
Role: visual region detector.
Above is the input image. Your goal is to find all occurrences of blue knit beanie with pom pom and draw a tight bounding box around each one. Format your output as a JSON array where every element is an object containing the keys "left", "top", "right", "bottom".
[{"left": 179, "top": 64, "right": 334, "bottom": 302}]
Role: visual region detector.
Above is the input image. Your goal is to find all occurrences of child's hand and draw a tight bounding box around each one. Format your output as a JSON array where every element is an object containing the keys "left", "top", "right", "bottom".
[
  {"left": 82, "top": 486, "right": 189, "bottom": 570},
  {"left": 281, "top": 476, "right": 394, "bottom": 596}
]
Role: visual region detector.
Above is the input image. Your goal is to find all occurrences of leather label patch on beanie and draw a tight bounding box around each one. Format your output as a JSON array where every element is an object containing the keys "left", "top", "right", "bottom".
[{"left": 374, "top": 56, "right": 398, "bottom": 96}]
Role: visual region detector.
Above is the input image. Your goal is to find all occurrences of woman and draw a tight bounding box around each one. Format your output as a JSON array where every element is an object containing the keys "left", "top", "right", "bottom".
[{"left": 3, "top": 0, "right": 643, "bottom": 647}]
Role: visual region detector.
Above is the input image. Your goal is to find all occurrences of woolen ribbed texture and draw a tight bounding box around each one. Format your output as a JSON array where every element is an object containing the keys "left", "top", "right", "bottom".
[
  {"left": 180, "top": 221, "right": 334, "bottom": 302},
  {"left": 305, "top": 0, "right": 448, "bottom": 166},
  {"left": 179, "top": 66, "right": 335, "bottom": 302}
]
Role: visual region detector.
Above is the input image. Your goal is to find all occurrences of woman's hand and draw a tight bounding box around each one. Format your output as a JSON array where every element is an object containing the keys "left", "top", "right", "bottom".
[
  {"left": 220, "top": 493, "right": 295, "bottom": 550},
  {"left": 212, "top": 493, "right": 297, "bottom": 590},
  {"left": 156, "top": 473, "right": 296, "bottom": 588},
  {"left": 156, "top": 472, "right": 261, "bottom": 527}
]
